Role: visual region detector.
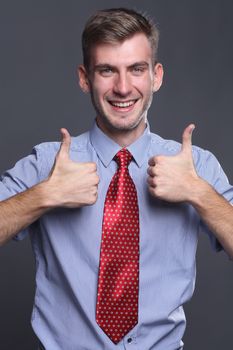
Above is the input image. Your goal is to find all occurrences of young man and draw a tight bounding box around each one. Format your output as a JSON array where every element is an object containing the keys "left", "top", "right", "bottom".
[{"left": 0, "top": 8, "right": 233, "bottom": 350}]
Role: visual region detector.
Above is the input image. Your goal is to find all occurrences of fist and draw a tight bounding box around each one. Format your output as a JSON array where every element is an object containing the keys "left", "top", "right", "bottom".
[
  {"left": 47, "top": 128, "right": 99, "bottom": 208},
  {"left": 147, "top": 124, "right": 200, "bottom": 203}
]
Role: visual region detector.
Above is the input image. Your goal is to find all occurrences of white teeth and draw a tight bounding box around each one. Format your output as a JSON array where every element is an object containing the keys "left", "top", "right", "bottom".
[{"left": 111, "top": 100, "right": 135, "bottom": 108}]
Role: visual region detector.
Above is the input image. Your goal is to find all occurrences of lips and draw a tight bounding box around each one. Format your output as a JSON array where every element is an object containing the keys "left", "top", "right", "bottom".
[{"left": 108, "top": 99, "right": 138, "bottom": 110}]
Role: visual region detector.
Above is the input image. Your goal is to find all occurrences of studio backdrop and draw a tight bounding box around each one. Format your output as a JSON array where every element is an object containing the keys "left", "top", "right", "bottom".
[{"left": 0, "top": 1, "right": 232, "bottom": 349}]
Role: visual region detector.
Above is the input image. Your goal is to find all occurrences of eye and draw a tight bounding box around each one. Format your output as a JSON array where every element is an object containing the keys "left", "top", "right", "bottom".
[
  {"left": 131, "top": 66, "right": 146, "bottom": 75},
  {"left": 99, "top": 67, "right": 114, "bottom": 77}
]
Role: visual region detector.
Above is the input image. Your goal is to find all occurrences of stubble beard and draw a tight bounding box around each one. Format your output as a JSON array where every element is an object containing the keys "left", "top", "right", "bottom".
[{"left": 90, "top": 90, "right": 154, "bottom": 134}]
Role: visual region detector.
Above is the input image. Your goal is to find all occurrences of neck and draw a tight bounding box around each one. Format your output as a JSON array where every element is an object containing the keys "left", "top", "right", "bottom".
[{"left": 96, "top": 117, "right": 147, "bottom": 147}]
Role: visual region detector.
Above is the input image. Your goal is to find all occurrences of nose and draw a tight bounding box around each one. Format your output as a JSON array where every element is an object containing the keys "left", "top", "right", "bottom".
[{"left": 113, "top": 72, "right": 132, "bottom": 97}]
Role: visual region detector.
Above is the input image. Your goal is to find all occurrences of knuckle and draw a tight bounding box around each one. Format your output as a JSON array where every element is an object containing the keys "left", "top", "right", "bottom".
[
  {"left": 84, "top": 162, "right": 97, "bottom": 172},
  {"left": 149, "top": 186, "right": 158, "bottom": 197},
  {"left": 89, "top": 193, "right": 98, "bottom": 204},
  {"left": 90, "top": 174, "right": 99, "bottom": 185},
  {"left": 149, "top": 156, "right": 156, "bottom": 166},
  {"left": 91, "top": 186, "right": 97, "bottom": 194},
  {"left": 95, "top": 174, "right": 100, "bottom": 184},
  {"left": 147, "top": 166, "right": 154, "bottom": 176},
  {"left": 147, "top": 176, "right": 156, "bottom": 187},
  {"left": 149, "top": 185, "right": 159, "bottom": 198},
  {"left": 155, "top": 188, "right": 163, "bottom": 198},
  {"left": 89, "top": 162, "right": 97, "bottom": 172},
  {"left": 155, "top": 155, "right": 164, "bottom": 164},
  {"left": 154, "top": 166, "right": 160, "bottom": 176}
]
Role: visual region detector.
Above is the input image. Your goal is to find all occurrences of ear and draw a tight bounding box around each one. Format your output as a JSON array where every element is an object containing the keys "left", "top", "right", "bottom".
[
  {"left": 152, "top": 63, "right": 164, "bottom": 92},
  {"left": 77, "top": 64, "right": 90, "bottom": 93}
]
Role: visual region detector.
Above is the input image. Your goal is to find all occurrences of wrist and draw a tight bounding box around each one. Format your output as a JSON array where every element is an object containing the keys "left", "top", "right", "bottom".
[
  {"left": 35, "top": 179, "right": 60, "bottom": 210},
  {"left": 187, "top": 177, "right": 213, "bottom": 208}
]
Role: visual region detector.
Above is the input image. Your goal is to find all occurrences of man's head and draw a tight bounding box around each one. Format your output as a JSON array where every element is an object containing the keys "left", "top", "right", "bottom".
[
  {"left": 78, "top": 8, "right": 163, "bottom": 144},
  {"left": 82, "top": 8, "right": 160, "bottom": 71}
]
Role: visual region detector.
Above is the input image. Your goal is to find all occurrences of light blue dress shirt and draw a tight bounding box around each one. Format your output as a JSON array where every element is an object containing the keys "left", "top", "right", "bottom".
[{"left": 0, "top": 121, "right": 233, "bottom": 350}]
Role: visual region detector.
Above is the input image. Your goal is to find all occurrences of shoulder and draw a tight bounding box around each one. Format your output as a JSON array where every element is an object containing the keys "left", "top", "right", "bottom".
[
  {"left": 149, "top": 131, "right": 219, "bottom": 173},
  {"left": 34, "top": 130, "right": 90, "bottom": 155},
  {"left": 150, "top": 132, "right": 182, "bottom": 155}
]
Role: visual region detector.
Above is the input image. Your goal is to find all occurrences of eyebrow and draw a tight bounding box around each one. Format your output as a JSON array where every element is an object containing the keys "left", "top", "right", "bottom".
[{"left": 93, "top": 61, "right": 149, "bottom": 71}]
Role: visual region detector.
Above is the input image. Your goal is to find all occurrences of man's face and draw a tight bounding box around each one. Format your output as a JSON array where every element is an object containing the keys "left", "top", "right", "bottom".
[{"left": 79, "top": 33, "right": 163, "bottom": 136}]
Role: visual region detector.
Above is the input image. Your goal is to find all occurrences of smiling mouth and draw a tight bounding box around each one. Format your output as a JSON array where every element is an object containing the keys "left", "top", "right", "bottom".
[{"left": 108, "top": 99, "right": 138, "bottom": 108}]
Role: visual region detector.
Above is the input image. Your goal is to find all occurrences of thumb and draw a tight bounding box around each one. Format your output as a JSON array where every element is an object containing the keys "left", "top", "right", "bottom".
[
  {"left": 57, "top": 128, "right": 71, "bottom": 159},
  {"left": 181, "top": 123, "right": 195, "bottom": 154}
]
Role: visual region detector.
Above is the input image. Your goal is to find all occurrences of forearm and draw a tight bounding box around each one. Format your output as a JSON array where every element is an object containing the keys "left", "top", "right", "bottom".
[
  {"left": 189, "top": 178, "right": 233, "bottom": 258},
  {"left": 0, "top": 181, "right": 51, "bottom": 246}
]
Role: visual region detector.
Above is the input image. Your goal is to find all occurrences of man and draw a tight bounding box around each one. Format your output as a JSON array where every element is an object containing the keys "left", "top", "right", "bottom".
[{"left": 0, "top": 7, "right": 233, "bottom": 350}]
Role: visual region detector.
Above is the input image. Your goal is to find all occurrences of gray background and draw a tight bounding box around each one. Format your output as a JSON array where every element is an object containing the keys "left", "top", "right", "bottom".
[{"left": 0, "top": 0, "right": 233, "bottom": 349}]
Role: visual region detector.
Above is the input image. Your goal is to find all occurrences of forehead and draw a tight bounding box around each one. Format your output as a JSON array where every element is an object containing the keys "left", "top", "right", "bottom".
[{"left": 90, "top": 33, "right": 153, "bottom": 67}]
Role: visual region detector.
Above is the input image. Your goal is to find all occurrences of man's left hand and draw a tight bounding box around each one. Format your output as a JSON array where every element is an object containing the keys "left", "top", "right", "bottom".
[{"left": 147, "top": 124, "right": 200, "bottom": 203}]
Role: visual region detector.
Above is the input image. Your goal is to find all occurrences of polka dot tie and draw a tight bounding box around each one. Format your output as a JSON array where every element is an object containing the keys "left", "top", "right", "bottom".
[{"left": 96, "top": 148, "right": 139, "bottom": 344}]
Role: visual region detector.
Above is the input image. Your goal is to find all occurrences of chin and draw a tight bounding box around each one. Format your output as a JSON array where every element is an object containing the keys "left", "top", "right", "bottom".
[
  {"left": 97, "top": 107, "right": 146, "bottom": 132},
  {"left": 110, "top": 118, "right": 144, "bottom": 132}
]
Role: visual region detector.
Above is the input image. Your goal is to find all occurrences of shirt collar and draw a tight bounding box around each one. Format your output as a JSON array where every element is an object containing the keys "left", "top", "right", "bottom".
[{"left": 89, "top": 120, "right": 151, "bottom": 168}]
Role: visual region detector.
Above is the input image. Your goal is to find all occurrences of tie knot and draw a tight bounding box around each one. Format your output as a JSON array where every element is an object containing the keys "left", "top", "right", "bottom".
[{"left": 114, "top": 148, "right": 133, "bottom": 168}]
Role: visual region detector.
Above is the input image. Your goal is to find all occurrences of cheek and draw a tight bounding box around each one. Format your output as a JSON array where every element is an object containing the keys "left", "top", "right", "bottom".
[
  {"left": 91, "top": 83, "right": 112, "bottom": 111},
  {"left": 93, "top": 77, "right": 113, "bottom": 97},
  {"left": 132, "top": 76, "right": 154, "bottom": 93}
]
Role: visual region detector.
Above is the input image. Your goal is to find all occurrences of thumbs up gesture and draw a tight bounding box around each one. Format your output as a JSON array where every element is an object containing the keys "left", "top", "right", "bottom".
[
  {"left": 147, "top": 124, "right": 199, "bottom": 202},
  {"left": 46, "top": 128, "right": 99, "bottom": 208}
]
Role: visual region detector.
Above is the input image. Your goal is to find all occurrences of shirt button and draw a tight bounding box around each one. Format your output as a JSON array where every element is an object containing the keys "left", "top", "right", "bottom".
[{"left": 127, "top": 337, "right": 133, "bottom": 343}]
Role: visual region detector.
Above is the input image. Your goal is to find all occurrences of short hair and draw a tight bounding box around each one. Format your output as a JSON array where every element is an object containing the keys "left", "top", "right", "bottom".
[{"left": 82, "top": 8, "right": 159, "bottom": 70}]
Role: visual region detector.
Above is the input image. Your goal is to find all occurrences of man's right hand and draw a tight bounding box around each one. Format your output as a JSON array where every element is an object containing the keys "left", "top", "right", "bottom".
[
  {"left": 0, "top": 127, "right": 100, "bottom": 245},
  {"left": 45, "top": 128, "right": 99, "bottom": 208}
]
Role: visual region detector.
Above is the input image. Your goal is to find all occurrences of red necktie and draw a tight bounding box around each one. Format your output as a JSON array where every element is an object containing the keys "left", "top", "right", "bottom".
[{"left": 96, "top": 148, "right": 140, "bottom": 344}]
